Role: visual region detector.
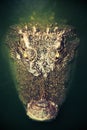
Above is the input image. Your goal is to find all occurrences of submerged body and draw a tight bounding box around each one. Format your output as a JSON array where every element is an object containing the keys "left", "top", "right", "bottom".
[{"left": 6, "top": 23, "right": 79, "bottom": 121}]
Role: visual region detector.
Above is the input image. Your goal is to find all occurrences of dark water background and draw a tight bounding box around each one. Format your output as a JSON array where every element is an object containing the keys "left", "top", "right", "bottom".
[{"left": 0, "top": 0, "right": 87, "bottom": 130}]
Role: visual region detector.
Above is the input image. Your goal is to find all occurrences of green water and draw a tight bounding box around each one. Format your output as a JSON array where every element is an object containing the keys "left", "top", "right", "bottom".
[{"left": 0, "top": 0, "right": 87, "bottom": 130}]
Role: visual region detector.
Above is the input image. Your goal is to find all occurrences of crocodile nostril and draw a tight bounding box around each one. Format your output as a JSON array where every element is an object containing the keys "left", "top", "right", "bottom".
[{"left": 27, "top": 99, "right": 58, "bottom": 121}]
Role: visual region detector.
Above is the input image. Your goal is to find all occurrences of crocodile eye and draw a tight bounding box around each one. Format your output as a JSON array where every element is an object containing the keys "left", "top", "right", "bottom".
[
  {"left": 48, "top": 47, "right": 60, "bottom": 61},
  {"left": 26, "top": 47, "right": 37, "bottom": 62}
]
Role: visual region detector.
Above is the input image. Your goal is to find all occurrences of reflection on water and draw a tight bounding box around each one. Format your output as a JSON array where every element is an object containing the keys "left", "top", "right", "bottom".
[{"left": 0, "top": 0, "right": 87, "bottom": 129}]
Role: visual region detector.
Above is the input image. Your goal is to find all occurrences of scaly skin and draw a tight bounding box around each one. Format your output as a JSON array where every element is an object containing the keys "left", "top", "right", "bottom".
[{"left": 5, "top": 23, "right": 79, "bottom": 121}]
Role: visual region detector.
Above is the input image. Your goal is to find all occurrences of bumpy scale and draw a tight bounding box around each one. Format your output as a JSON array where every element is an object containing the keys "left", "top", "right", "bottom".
[{"left": 6, "top": 23, "right": 79, "bottom": 121}]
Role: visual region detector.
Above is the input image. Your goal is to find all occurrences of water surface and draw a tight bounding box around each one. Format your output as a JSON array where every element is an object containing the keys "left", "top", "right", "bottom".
[{"left": 0, "top": 0, "right": 87, "bottom": 130}]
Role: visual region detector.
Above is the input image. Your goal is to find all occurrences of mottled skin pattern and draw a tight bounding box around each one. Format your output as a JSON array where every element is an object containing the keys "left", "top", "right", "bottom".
[{"left": 6, "top": 23, "right": 79, "bottom": 121}]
